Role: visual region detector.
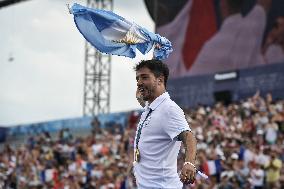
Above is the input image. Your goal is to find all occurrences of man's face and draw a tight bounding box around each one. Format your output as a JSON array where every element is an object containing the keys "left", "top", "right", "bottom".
[{"left": 136, "top": 67, "right": 159, "bottom": 102}]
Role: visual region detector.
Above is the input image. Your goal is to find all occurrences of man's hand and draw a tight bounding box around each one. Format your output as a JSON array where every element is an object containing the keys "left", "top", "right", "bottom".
[
  {"left": 126, "top": 164, "right": 136, "bottom": 183},
  {"left": 136, "top": 88, "right": 145, "bottom": 107},
  {"left": 179, "top": 163, "right": 196, "bottom": 184},
  {"left": 126, "top": 164, "right": 134, "bottom": 176},
  {"left": 178, "top": 130, "right": 197, "bottom": 184}
]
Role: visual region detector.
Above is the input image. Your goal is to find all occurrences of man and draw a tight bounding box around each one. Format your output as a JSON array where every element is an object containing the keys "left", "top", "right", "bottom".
[
  {"left": 136, "top": 88, "right": 146, "bottom": 108},
  {"left": 250, "top": 162, "right": 265, "bottom": 189},
  {"left": 265, "top": 148, "right": 282, "bottom": 189},
  {"left": 148, "top": 0, "right": 271, "bottom": 78},
  {"left": 132, "top": 59, "right": 197, "bottom": 188},
  {"left": 263, "top": 16, "right": 284, "bottom": 64},
  {"left": 189, "top": 0, "right": 271, "bottom": 76}
]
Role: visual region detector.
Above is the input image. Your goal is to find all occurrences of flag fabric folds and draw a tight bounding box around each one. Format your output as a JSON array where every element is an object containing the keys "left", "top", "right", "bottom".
[{"left": 71, "top": 3, "right": 173, "bottom": 60}]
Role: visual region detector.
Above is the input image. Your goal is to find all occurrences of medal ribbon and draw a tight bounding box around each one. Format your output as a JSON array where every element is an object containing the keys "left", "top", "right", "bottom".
[{"left": 135, "top": 108, "right": 153, "bottom": 149}]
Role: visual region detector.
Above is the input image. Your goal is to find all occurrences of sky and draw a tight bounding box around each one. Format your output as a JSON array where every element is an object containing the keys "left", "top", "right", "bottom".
[{"left": 0, "top": 0, "right": 154, "bottom": 126}]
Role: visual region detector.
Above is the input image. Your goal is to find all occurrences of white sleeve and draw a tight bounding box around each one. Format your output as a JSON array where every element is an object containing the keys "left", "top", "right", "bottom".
[
  {"left": 234, "top": 5, "right": 266, "bottom": 67},
  {"left": 243, "top": 5, "right": 266, "bottom": 38},
  {"left": 165, "top": 105, "right": 191, "bottom": 140}
]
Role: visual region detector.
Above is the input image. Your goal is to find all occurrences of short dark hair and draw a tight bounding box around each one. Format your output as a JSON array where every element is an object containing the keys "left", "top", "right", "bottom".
[{"left": 134, "top": 59, "right": 169, "bottom": 87}]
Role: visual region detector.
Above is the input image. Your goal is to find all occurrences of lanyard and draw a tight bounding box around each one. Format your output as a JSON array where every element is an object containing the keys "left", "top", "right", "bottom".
[{"left": 135, "top": 109, "right": 153, "bottom": 148}]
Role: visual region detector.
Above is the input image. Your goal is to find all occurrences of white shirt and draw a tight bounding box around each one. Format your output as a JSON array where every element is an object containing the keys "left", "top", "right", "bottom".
[
  {"left": 133, "top": 92, "right": 191, "bottom": 189},
  {"left": 265, "top": 124, "right": 278, "bottom": 143},
  {"left": 265, "top": 44, "right": 284, "bottom": 64},
  {"left": 251, "top": 168, "right": 265, "bottom": 187},
  {"left": 158, "top": 3, "right": 266, "bottom": 78},
  {"left": 243, "top": 149, "right": 255, "bottom": 167},
  {"left": 157, "top": 0, "right": 193, "bottom": 78},
  {"left": 255, "top": 153, "right": 270, "bottom": 166}
]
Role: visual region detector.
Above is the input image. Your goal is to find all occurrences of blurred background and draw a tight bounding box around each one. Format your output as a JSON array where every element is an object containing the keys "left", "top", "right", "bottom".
[{"left": 0, "top": 0, "right": 283, "bottom": 188}]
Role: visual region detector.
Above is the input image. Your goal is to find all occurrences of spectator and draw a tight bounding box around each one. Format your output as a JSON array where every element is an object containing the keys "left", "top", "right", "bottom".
[
  {"left": 249, "top": 162, "right": 265, "bottom": 189},
  {"left": 0, "top": 91, "right": 283, "bottom": 188},
  {"left": 189, "top": 0, "right": 271, "bottom": 75},
  {"left": 265, "top": 149, "right": 282, "bottom": 189},
  {"left": 263, "top": 16, "right": 284, "bottom": 64}
]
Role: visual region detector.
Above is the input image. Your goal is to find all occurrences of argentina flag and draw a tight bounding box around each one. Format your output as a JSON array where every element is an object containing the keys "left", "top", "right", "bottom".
[{"left": 70, "top": 3, "right": 173, "bottom": 60}]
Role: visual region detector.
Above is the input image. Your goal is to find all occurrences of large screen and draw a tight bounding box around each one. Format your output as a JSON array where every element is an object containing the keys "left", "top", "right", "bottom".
[{"left": 145, "top": 0, "right": 284, "bottom": 78}]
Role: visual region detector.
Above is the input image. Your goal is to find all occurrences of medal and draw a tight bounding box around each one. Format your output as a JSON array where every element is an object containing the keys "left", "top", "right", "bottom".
[
  {"left": 134, "top": 148, "right": 141, "bottom": 163},
  {"left": 134, "top": 109, "right": 153, "bottom": 164}
]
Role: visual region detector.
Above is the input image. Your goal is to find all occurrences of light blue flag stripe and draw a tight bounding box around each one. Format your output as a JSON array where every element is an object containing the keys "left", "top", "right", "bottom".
[{"left": 71, "top": 3, "right": 173, "bottom": 60}]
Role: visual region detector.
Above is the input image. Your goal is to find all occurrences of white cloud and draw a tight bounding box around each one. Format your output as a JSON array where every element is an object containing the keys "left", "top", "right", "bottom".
[{"left": 0, "top": 0, "right": 154, "bottom": 125}]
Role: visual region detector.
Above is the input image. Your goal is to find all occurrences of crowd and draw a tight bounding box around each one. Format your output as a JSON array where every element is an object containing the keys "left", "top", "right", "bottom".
[
  {"left": 0, "top": 91, "right": 283, "bottom": 189},
  {"left": 182, "top": 91, "right": 283, "bottom": 189}
]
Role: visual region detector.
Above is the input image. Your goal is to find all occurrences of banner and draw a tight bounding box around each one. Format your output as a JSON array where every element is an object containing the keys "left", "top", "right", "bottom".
[
  {"left": 167, "top": 63, "right": 284, "bottom": 108},
  {"left": 6, "top": 111, "right": 133, "bottom": 137}
]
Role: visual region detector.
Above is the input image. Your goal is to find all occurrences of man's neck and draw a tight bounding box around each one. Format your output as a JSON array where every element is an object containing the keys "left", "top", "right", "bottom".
[{"left": 148, "top": 89, "right": 166, "bottom": 104}]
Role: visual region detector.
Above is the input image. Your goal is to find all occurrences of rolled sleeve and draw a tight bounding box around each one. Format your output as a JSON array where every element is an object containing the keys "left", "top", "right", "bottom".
[{"left": 166, "top": 105, "right": 191, "bottom": 140}]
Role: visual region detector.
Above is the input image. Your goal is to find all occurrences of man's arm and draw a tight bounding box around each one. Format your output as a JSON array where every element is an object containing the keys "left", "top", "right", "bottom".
[
  {"left": 136, "top": 88, "right": 146, "bottom": 108},
  {"left": 178, "top": 130, "right": 197, "bottom": 164},
  {"left": 178, "top": 130, "right": 197, "bottom": 184}
]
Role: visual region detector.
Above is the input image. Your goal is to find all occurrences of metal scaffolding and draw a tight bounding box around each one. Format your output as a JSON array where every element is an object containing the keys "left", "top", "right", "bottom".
[{"left": 83, "top": 0, "right": 113, "bottom": 116}]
